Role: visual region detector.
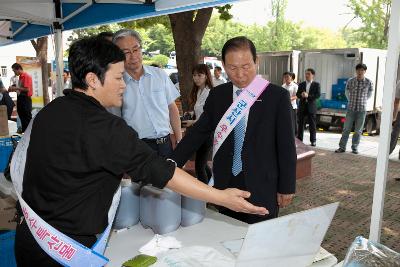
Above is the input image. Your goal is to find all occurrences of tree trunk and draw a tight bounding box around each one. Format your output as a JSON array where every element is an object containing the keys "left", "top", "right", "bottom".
[
  {"left": 169, "top": 8, "right": 213, "bottom": 112},
  {"left": 31, "top": 36, "right": 50, "bottom": 106}
]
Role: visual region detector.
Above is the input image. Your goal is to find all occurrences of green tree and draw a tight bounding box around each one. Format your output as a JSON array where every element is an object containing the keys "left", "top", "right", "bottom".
[
  {"left": 146, "top": 24, "right": 174, "bottom": 55},
  {"left": 270, "top": 0, "right": 288, "bottom": 50},
  {"left": 142, "top": 54, "right": 169, "bottom": 67},
  {"left": 346, "top": 0, "right": 391, "bottom": 48},
  {"left": 296, "top": 27, "right": 347, "bottom": 50},
  {"left": 202, "top": 15, "right": 247, "bottom": 57}
]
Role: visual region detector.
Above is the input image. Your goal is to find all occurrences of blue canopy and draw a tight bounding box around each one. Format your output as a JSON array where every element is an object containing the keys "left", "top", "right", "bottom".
[{"left": 0, "top": 0, "right": 243, "bottom": 45}]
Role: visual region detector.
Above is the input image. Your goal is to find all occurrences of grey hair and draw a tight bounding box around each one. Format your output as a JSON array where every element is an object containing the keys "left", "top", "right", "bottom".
[{"left": 112, "top": 29, "right": 142, "bottom": 46}]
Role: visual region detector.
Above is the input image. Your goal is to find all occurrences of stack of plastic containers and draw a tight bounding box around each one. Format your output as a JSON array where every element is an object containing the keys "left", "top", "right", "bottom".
[{"left": 113, "top": 180, "right": 206, "bottom": 234}]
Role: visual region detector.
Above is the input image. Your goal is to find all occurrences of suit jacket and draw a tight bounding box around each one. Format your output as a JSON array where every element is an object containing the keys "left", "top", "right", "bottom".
[
  {"left": 296, "top": 81, "right": 321, "bottom": 114},
  {"left": 171, "top": 82, "right": 296, "bottom": 216}
]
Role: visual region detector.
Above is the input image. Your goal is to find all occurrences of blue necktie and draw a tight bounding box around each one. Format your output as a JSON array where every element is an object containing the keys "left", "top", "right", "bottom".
[{"left": 232, "top": 89, "right": 246, "bottom": 176}]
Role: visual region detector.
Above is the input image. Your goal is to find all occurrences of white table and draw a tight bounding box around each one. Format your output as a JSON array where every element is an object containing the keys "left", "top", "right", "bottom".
[{"left": 105, "top": 209, "right": 337, "bottom": 267}]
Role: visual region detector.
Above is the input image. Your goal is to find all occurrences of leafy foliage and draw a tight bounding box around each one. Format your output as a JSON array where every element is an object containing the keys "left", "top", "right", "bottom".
[
  {"left": 345, "top": 0, "right": 391, "bottom": 48},
  {"left": 143, "top": 54, "right": 169, "bottom": 67}
]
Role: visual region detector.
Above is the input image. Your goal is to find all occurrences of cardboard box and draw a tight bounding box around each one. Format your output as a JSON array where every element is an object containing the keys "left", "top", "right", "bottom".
[
  {"left": 0, "top": 106, "right": 8, "bottom": 137},
  {"left": 0, "top": 196, "right": 16, "bottom": 230}
]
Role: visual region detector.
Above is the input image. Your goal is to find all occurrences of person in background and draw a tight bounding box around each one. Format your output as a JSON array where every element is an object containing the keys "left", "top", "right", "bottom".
[
  {"left": 113, "top": 29, "right": 182, "bottom": 156},
  {"left": 335, "top": 63, "right": 373, "bottom": 154},
  {"left": 282, "top": 71, "right": 298, "bottom": 136},
  {"left": 9, "top": 63, "right": 32, "bottom": 132},
  {"left": 97, "top": 31, "right": 114, "bottom": 41},
  {"left": 14, "top": 36, "right": 267, "bottom": 267},
  {"left": 389, "top": 80, "right": 400, "bottom": 158},
  {"left": 63, "top": 69, "right": 72, "bottom": 89},
  {"left": 182, "top": 64, "right": 214, "bottom": 184},
  {"left": 0, "top": 79, "right": 15, "bottom": 119},
  {"left": 297, "top": 68, "right": 321, "bottom": 146},
  {"left": 171, "top": 36, "right": 296, "bottom": 224},
  {"left": 212, "top": 66, "right": 227, "bottom": 87}
]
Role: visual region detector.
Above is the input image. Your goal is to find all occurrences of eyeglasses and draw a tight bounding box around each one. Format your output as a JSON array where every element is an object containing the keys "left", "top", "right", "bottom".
[{"left": 123, "top": 46, "right": 142, "bottom": 57}]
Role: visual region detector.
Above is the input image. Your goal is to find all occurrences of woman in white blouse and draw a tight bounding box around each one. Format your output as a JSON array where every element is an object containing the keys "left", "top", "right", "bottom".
[
  {"left": 282, "top": 71, "right": 298, "bottom": 136},
  {"left": 182, "top": 64, "right": 214, "bottom": 183}
]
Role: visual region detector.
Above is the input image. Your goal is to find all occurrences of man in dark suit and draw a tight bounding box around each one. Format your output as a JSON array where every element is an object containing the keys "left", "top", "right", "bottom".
[
  {"left": 296, "top": 68, "right": 321, "bottom": 146},
  {"left": 171, "top": 37, "right": 296, "bottom": 224}
]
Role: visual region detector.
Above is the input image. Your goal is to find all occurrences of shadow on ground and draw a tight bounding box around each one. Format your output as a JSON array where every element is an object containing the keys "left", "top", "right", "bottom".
[{"left": 280, "top": 148, "right": 400, "bottom": 261}]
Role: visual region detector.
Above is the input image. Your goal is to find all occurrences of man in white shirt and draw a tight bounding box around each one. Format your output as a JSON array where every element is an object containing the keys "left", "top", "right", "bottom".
[
  {"left": 113, "top": 29, "right": 182, "bottom": 157},
  {"left": 282, "top": 71, "right": 298, "bottom": 136},
  {"left": 212, "top": 66, "right": 227, "bottom": 87}
]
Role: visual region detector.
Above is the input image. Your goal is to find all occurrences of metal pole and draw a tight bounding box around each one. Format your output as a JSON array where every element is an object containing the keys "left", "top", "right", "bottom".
[
  {"left": 54, "top": 28, "right": 64, "bottom": 98},
  {"left": 369, "top": 0, "right": 400, "bottom": 242}
]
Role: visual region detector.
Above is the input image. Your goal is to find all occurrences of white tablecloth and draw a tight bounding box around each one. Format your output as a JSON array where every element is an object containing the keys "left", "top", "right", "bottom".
[{"left": 104, "top": 209, "right": 337, "bottom": 267}]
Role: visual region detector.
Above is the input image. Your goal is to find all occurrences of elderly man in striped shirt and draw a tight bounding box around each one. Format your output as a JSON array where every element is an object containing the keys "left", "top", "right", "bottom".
[{"left": 335, "top": 63, "right": 373, "bottom": 154}]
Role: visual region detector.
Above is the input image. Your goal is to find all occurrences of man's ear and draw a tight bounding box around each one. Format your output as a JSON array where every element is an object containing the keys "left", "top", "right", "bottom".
[
  {"left": 255, "top": 55, "right": 259, "bottom": 66},
  {"left": 85, "top": 72, "right": 99, "bottom": 89}
]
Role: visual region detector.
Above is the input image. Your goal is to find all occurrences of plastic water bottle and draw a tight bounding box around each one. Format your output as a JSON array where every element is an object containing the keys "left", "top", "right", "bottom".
[
  {"left": 181, "top": 196, "right": 205, "bottom": 227},
  {"left": 113, "top": 180, "right": 140, "bottom": 229},
  {"left": 140, "top": 185, "right": 181, "bottom": 234}
]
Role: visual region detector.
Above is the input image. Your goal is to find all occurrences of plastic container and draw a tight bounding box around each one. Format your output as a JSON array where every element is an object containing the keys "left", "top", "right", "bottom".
[
  {"left": 181, "top": 196, "right": 205, "bottom": 227},
  {"left": 0, "top": 230, "right": 16, "bottom": 267},
  {"left": 0, "top": 137, "right": 14, "bottom": 172},
  {"left": 140, "top": 185, "right": 181, "bottom": 234},
  {"left": 113, "top": 180, "right": 140, "bottom": 229},
  {"left": 337, "top": 78, "right": 349, "bottom": 87}
]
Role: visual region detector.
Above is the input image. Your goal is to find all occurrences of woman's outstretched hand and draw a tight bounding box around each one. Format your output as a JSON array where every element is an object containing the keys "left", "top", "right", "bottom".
[{"left": 218, "top": 188, "right": 269, "bottom": 215}]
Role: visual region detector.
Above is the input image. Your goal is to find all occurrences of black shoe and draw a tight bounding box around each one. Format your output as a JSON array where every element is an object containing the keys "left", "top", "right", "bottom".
[
  {"left": 352, "top": 150, "right": 359, "bottom": 154},
  {"left": 335, "top": 148, "right": 345, "bottom": 153},
  {"left": 311, "top": 142, "right": 316, "bottom": 147}
]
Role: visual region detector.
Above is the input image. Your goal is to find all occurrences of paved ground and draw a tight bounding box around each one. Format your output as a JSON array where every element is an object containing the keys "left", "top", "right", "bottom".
[
  {"left": 302, "top": 129, "right": 400, "bottom": 160},
  {"left": 281, "top": 130, "right": 400, "bottom": 261}
]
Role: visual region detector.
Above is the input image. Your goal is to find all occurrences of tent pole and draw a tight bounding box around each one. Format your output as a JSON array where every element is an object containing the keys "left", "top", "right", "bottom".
[
  {"left": 54, "top": 28, "right": 63, "bottom": 98},
  {"left": 369, "top": 0, "right": 400, "bottom": 242}
]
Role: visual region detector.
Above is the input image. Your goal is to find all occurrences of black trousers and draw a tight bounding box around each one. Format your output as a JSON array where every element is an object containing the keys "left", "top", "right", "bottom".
[
  {"left": 17, "top": 94, "right": 32, "bottom": 132},
  {"left": 297, "top": 109, "right": 316, "bottom": 143},
  {"left": 15, "top": 220, "right": 96, "bottom": 267},
  {"left": 218, "top": 172, "right": 278, "bottom": 224},
  {"left": 195, "top": 136, "right": 212, "bottom": 184},
  {"left": 142, "top": 135, "right": 173, "bottom": 157},
  {"left": 292, "top": 108, "right": 298, "bottom": 136}
]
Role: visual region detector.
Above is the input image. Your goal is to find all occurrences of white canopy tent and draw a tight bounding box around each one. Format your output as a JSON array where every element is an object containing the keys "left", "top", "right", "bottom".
[{"left": 0, "top": 0, "right": 245, "bottom": 96}]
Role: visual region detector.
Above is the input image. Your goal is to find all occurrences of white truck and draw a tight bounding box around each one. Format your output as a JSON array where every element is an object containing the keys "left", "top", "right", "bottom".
[{"left": 257, "top": 48, "right": 387, "bottom": 134}]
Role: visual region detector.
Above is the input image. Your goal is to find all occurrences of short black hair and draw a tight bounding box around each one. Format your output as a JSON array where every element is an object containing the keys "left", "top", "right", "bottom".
[
  {"left": 63, "top": 69, "right": 69, "bottom": 75},
  {"left": 97, "top": 31, "right": 114, "bottom": 40},
  {"left": 283, "top": 71, "right": 296, "bottom": 80},
  {"left": 356, "top": 63, "right": 367, "bottom": 70},
  {"left": 306, "top": 68, "right": 315, "bottom": 75},
  {"left": 222, "top": 36, "right": 257, "bottom": 64},
  {"left": 11, "top": 63, "right": 22, "bottom": 70},
  {"left": 68, "top": 37, "right": 125, "bottom": 90},
  {"left": 214, "top": 66, "right": 222, "bottom": 72},
  {"left": 283, "top": 71, "right": 291, "bottom": 76}
]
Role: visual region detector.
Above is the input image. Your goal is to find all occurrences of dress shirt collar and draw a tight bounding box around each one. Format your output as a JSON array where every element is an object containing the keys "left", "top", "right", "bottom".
[{"left": 123, "top": 65, "right": 153, "bottom": 82}]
